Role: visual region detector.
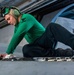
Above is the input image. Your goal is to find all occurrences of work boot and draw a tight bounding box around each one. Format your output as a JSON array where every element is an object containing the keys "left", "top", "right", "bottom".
[{"left": 53, "top": 48, "right": 74, "bottom": 57}]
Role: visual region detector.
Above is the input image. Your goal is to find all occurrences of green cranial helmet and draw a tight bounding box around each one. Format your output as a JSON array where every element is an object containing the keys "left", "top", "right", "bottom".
[
  {"left": 3, "top": 7, "right": 10, "bottom": 16},
  {"left": 0, "top": 7, "right": 11, "bottom": 17},
  {"left": 0, "top": 6, "right": 21, "bottom": 17}
]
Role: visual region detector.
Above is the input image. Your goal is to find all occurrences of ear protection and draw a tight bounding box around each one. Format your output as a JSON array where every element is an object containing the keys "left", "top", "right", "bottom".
[{"left": 0, "top": 6, "right": 21, "bottom": 17}]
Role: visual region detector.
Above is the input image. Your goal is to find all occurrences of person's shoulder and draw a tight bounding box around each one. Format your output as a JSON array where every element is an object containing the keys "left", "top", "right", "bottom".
[
  {"left": 22, "top": 13, "right": 33, "bottom": 17},
  {"left": 20, "top": 14, "right": 34, "bottom": 23}
]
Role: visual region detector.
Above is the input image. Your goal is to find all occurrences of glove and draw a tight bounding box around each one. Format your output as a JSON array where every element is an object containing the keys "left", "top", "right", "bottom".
[{"left": 3, "top": 54, "right": 16, "bottom": 59}]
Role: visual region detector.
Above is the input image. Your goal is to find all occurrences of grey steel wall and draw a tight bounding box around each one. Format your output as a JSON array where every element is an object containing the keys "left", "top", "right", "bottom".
[{"left": 41, "top": 9, "right": 61, "bottom": 27}]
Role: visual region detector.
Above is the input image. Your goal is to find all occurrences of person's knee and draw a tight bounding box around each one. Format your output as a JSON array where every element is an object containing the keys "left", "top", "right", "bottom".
[
  {"left": 22, "top": 45, "right": 30, "bottom": 57},
  {"left": 46, "top": 23, "right": 56, "bottom": 30},
  {"left": 22, "top": 47, "right": 28, "bottom": 54}
]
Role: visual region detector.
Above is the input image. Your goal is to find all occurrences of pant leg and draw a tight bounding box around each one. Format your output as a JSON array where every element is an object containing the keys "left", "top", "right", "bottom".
[
  {"left": 22, "top": 44, "right": 74, "bottom": 57},
  {"left": 37, "top": 23, "right": 74, "bottom": 49},
  {"left": 47, "top": 23, "right": 74, "bottom": 49},
  {"left": 34, "top": 24, "right": 57, "bottom": 49},
  {"left": 22, "top": 23, "right": 74, "bottom": 57},
  {"left": 22, "top": 44, "right": 53, "bottom": 57}
]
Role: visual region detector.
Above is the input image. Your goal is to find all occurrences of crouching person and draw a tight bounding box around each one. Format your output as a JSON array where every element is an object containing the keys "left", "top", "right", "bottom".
[{"left": 0, "top": 6, "right": 74, "bottom": 59}]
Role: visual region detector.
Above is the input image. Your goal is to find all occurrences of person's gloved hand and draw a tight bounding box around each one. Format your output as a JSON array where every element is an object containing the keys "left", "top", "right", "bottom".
[{"left": 3, "top": 54, "right": 16, "bottom": 59}]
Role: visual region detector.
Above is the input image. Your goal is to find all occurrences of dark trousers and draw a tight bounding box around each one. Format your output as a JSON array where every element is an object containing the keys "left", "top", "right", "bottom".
[{"left": 22, "top": 23, "right": 74, "bottom": 57}]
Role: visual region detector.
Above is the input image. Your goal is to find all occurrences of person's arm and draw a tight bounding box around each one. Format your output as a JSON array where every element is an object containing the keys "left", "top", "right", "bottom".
[{"left": 6, "top": 20, "right": 34, "bottom": 54}]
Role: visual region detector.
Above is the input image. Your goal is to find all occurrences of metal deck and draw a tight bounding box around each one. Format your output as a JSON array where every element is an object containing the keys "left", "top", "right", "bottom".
[{"left": 0, "top": 43, "right": 74, "bottom": 75}]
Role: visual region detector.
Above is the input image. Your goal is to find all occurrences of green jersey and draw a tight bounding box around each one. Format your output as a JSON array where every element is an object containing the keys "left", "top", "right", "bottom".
[{"left": 6, "top": 14, "right": 45, "bottom": 54}]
